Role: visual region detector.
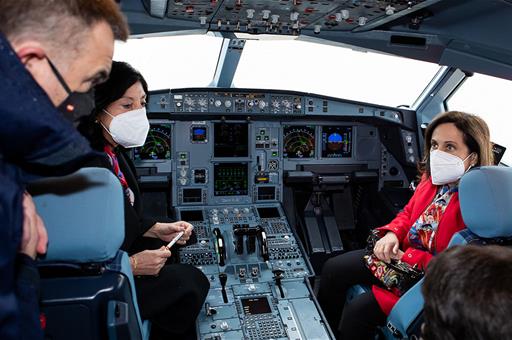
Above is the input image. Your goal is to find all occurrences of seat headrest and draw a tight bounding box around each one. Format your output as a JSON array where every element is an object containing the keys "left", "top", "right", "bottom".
[
  {"left": 459, "top": 166, "right": 512, "bottom": 238},
  {"left": 31, "top": 167, "right": 124, "bottom": 263}
]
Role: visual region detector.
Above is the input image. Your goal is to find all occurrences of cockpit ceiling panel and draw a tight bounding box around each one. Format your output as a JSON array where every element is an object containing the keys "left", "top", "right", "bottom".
[{"left": 144, "top": 0, "right": 434, "bottom": 34}]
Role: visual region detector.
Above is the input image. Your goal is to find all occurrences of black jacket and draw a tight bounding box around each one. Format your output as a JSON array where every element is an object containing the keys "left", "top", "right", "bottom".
[
  {"left": 86, "top": 150, "right": 178, "bottom": 253},
  {"left": 0, "top": 33, "right": 95, "bottom": 340}
]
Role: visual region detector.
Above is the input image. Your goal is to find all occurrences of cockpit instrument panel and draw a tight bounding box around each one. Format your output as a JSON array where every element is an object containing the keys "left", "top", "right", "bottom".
[
  {"left": 321, "top": 126, "right": 353, "bottom": 158},
  {"left": 283, "top": 125, "right": 316, "bottom": 159},
  {"left": 134, "top": 123, "right": 172, "bottom": 161},
  {"left": 213, "top": 162, "right": 249, "bottom": 197},
  {"left": 154, "top": 0, "right": 434, "bottom": 36},
  {"left": 214, "top": 122, "right": 249, "bottom": 158},
  {"left": 191, "top": 126, "right": 208, "bottom": 143}
]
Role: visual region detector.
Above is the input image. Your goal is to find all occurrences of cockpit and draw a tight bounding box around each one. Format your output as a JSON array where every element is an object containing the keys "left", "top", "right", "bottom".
[{"left": 8, "top": 1, "right": 512, "bottom": 339}]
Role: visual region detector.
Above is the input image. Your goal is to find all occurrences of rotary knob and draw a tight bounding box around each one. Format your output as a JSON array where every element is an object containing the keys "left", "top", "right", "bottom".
[{"left": 220, "top": 321, "right": 229, "bottom": 331}]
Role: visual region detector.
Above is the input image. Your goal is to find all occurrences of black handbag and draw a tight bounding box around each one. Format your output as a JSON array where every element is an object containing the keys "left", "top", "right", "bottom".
[{"left": 363, "top": 230, "right": 424, "bottom": 296}]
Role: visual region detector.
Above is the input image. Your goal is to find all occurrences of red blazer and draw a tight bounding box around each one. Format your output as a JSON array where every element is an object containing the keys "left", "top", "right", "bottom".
[{"left": 372, "top": 177, "right": 465, "bottom": 315}]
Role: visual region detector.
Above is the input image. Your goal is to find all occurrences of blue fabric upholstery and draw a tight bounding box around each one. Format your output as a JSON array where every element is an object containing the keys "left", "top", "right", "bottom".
[
  {"left": 32, "top": 167, "right": 149, "bottom": 339},
  {"left": 32, "top": 168, "right": 124, "bottom": 263},
  {"left": 384, "top": 279, "right": 424, "bottom": 339},
  {"left": 459, "top": 166, "right": 512, "bottom": 238},
  {"left": 386, "top": 166, "right": 512, "bottom": 338}
]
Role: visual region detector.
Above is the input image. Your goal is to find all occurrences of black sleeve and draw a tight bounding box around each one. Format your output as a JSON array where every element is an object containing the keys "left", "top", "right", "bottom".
[
  {"left": 122, "top": 198, "right": 150, "bottom": 252},
  {"left": 16, "top": 254, "right": 43, "bottom": 340}
]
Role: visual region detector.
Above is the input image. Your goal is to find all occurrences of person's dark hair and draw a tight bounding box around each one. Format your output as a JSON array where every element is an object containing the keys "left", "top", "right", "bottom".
[
  {"left": 422, "top": 245, "right": 512, "bottom": 340},
  {"left": 0, "top": 0, "right": 129, "bottom": 54},
  {"left": 418, "top": 111, "right": 493, "bottom": 178},
  {"left": 78, "top": 61, "right": 148, "bottom": 150}
]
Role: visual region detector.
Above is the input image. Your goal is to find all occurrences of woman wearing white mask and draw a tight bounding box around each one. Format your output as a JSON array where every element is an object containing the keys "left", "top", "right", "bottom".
[
  {"left": 78, "top": 61, "right": 209, "bottom": 340},
  {"left": 317, "top": 111, "right": 494, "bottom": 339}
]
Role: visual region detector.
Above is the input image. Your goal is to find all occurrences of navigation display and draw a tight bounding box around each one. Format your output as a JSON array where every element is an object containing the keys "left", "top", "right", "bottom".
[
  {"left": 214, "top": 163, "right": 249, "bottom": 196},
  {"left": 134, "top": 124, "right": 171, "bottom": 161},
  {"left": 283, "top": 125, "right": 316, "bottom": 159},
  {"left": 214, "top": 123, "right": 248, "bottom": 157},
  {"left": 321, "top": 126, "right": 352, "bottom": 158}
]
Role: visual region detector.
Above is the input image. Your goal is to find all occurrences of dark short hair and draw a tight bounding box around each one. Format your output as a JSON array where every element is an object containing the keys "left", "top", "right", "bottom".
[
  {"left": 422, "top": 245, "right": 512, "bottom": 340},
  {"left": 78, "top": 61, "right": 148, "bottom": 150},
  {"left": 0, "top": 0, "right": 129, "bottom": 46},
  {"left": 418, "top": 111, "right": 493, "bottom": 178}
]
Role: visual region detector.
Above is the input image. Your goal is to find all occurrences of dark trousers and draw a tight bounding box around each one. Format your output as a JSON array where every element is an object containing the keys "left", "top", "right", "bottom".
[{"left": 317, "top": 249, "right": 386, "bottom": 340}]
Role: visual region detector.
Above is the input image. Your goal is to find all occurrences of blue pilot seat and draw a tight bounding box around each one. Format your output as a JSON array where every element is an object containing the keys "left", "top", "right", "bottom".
[
  {"left": 31, "top": 167, "right": 150, "bottom": 340},
  {"left": 384, "top": 166, "right": 512, "bottom": 339}
]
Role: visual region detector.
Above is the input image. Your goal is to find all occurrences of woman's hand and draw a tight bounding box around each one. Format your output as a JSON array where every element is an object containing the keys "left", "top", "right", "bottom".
[
  {"left": 145, "top": 221, "right": 194, "bottom": 245},
  {"left": 373, "top": 231, "right": 400, "bottom": 263},
  {"left": 130, "top": 246, "right": 171, "bottom": 276}
]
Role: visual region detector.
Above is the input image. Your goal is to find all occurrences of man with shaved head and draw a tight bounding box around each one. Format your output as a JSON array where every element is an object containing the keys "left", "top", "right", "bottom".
[{"left": 0, "top": 1, "right": 129, "bottom": 338}]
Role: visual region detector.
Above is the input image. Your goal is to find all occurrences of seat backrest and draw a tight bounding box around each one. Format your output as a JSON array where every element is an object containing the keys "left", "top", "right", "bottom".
[
  {"left": 458, "top": 166, "right": 512, "bottom": 239},
  {"left": 31, "top": 167, "right": 124, "bottom": 263},
  {"left": 31, "top": 168, "right": 149, "bottom": 340},
  {"left": 386, "top": 166, "right": 512, "bottom": 339}
]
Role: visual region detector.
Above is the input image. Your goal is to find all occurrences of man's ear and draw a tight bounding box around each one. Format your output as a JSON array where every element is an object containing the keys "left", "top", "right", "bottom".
[{"left": 12, "top": 40, "right": 46, "bottom": 67}]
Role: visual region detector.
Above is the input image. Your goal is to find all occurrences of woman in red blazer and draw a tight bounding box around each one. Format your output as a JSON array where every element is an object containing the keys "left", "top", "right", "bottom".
[{"left": 317, "top": 111, "right": 494, "bottom": 340}]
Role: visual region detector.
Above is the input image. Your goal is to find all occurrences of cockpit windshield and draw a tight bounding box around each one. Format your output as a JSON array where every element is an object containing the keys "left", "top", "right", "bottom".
[
  {"left": 234, "top": 38, "right": 440, "bottom": 107},
  {"left": 115, "top": 34, "right": 440, "bottom": 108},
  {"left": 114, "top": 34, "right": 224, "bottom": 89}
]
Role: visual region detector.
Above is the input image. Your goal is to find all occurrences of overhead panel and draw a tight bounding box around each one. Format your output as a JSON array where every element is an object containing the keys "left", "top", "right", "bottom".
[{"left": 146, "top": 0, "right": 434, "bottom": 35}]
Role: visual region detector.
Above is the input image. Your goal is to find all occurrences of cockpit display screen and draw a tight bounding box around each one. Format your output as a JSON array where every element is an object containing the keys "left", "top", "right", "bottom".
[
  {"left": 241, "top": 297, "right": 272, "bottom": 315},
  {"left": 214, "top": 123, "right": 248, "bottom": 157},
  {"left": 283, "top": 125, "right": 316, "bottom": 159},
  {"left": 321, "top": 126, "right": 352, "bottom": 158},
  {"left": 257, "top": 207, "right": 280, "bottom": 219},
  {"left": 134, "top": 124, "right": 171, "bottom": 161},
  {"left": 180, "top": 210, "right": 204, "bottom": 222},
  {"left": 214, "top": 163, "right": 248, "bottom": 196},
  {"left": 191, "top": 126, "right": 208, "bottom": 143}
]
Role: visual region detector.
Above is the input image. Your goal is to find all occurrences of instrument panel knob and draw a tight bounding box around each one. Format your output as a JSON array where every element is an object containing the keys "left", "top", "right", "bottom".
[{"left": 220, "top": 321, "right": 229, "bottom": 331}]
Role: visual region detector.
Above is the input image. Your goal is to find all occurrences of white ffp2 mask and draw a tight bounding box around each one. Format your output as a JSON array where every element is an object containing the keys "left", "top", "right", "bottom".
[
  {"left": 102, "top": 108, "right": 150, "bottom": 148},
  {"left": 430, "top": 150, "right": 473, "bottom": 185}
]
